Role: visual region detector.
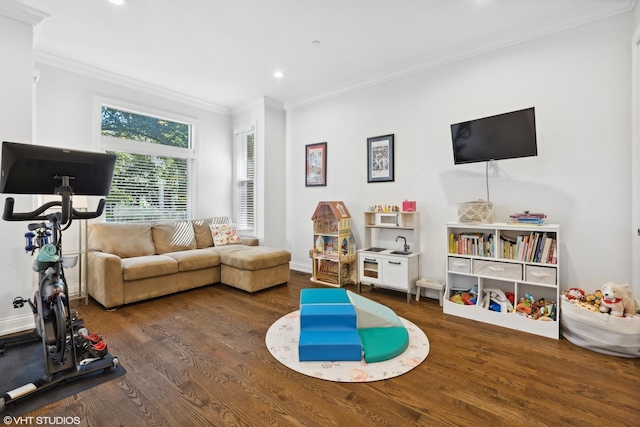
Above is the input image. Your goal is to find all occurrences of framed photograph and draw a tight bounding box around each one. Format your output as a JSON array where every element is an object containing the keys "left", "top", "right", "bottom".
[
  {"left": 305, "top": 142, "right": 327, "bottom": 187},
  {"left": 367, "top": 134, "right": 394, "bottom": 183}
]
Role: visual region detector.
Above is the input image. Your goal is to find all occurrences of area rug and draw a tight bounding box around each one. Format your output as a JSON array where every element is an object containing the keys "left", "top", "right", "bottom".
[
  {"left": 266, "top": 310, "right": 429, "bottom": 382},
  {"left": 0, "top": 338, "right": 126, "bottom": 417}
]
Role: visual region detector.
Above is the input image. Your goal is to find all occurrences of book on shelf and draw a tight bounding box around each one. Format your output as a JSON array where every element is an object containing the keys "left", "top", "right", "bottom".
[
  {"left": 541, "top": 236, "right": 553, "bottom": 264},
  {"left": 534, "top": 232, "right": 546, "bottom": 262},
  {"left": 550, "top": 240, "right": 558, "bottom": 264},
  {"left": 508, "top": 212, "right": 547, "bottom": 226},
  {"left": 509, "top": 212, "right": 547, "bottom": 219},
  {"left": 449, "top": 232, "right": 492, "bottom": 257}
]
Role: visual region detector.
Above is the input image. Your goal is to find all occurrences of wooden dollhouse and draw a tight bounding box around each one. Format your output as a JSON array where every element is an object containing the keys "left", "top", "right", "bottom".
[{"left": 311, "top": 201, "right": 357, "bottom": 286}]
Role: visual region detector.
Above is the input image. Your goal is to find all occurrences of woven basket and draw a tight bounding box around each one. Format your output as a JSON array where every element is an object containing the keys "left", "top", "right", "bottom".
[{"left": 457, "top": 201, "right": 494, "bottom": 224}]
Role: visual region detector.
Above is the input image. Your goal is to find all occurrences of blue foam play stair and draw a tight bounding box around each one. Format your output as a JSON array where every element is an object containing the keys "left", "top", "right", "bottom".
[
  {"left": 298, "top": 300, "right": 362, "bottom": 361},
  {"left": 298, "top": 288, "right": 410, "bottom": 363},
  {"left": 298, "top": 330, "right": 363, "bottom": 361}
]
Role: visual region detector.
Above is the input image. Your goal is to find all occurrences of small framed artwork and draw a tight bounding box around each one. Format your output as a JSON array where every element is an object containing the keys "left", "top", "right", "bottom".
[
  {"left": 367, "top": 134, "right": 394, "bottom": 183},
  {"left": 305, "top": 142, "right": 327, "bottom": 187}
]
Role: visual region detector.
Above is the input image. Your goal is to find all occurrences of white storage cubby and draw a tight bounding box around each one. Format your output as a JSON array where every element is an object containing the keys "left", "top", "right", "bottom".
[
  {"left": 444, "top": 222, "right": 560, "bottom": 339},
  {"left": 358, "top": 211, "right": 420, "bottom": 303}
]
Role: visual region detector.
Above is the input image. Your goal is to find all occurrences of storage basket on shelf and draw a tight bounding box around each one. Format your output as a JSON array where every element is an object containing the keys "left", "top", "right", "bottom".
[
  {"left": 457, "top": 201, "right": 494, "bottom": 224},
  {"left": 560, "top": 295, "right": 640, "bottom": 358}
]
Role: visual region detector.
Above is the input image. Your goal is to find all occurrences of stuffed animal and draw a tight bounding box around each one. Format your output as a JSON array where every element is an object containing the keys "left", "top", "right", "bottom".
[
  {"left": 565, "top": 287, "right": 585, "bottom": 301},
  {"left": 585, "top": 290, "right": 602, "bottom": 310},
  {"left": 599, "top": 282, "right": 635, "bottom": 317}
]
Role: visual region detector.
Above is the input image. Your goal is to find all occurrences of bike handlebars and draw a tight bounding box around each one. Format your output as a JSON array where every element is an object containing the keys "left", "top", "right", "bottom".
[{"left": 3, "top": 197, "right": 106, "bottom": 223}]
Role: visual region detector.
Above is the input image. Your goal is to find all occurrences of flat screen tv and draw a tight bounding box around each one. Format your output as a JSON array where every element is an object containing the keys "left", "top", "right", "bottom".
[
  {"left": 0, "top": 141, "right": 116, "bottom": 196},
  {"left": 450, "top": 107, "right": 537, "bottom": 165}
]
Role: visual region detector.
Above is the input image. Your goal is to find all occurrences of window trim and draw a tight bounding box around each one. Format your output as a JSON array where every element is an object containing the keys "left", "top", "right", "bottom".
[
  {"left": 234, "top": 122, "right": 257, "bottom": 237},
  {"left": 95, "top": 96, "right": 199, "bottom": 222}
]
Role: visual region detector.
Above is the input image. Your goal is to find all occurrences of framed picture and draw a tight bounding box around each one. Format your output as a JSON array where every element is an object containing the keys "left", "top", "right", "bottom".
[
  {"left": 305, "top": 142, "right": 327, "bottom": 187},
  {"left": 367, "top": 134, "right": 394, "bottom": 183}
]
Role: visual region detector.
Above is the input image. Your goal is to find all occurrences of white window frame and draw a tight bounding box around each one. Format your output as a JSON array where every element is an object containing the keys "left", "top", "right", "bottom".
[
  {"left": 234, "top": 122, "right": 257, "bottom": 237},
  {"left": 95, "top": 97, "right": 198, "bottom": 222}
]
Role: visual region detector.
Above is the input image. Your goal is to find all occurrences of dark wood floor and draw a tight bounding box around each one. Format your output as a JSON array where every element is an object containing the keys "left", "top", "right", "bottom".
[{"left": 8, "top": 271, "right": 640, "bottom": 426}]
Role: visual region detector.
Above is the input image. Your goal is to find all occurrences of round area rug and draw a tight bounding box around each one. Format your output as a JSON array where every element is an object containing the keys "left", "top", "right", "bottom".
[{"left": 265, "top": 310, "right": 430, "bottom": 382}]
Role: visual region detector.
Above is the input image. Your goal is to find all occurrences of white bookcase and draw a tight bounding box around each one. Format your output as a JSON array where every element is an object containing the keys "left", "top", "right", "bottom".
[
  {"left": 357, "top": 211, "right": 420, "bottom": 303},
  {"left": 444, "top": 222, "right": 560, "bottom": 339}
]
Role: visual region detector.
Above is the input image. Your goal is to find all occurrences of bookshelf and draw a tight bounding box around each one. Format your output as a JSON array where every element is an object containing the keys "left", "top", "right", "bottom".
[{"left": 444, "top": 222, "right": 560, "bottom": 339}]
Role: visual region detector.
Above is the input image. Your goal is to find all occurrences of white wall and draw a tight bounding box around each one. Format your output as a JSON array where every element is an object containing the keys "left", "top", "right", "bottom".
[
  {"left": 0, "top": 13, "right": 40, "bottom": 334},
  {"left": 286, "top": 13, "right": 633, "bottom": 294},
  {"left": 263, "top": 103, "right": 286, "bottom": 249}
]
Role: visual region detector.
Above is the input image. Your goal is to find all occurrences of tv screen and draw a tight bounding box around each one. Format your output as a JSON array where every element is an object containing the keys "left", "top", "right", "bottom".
[
  {"left": 0, "top": 141, "right": 116, "bottom": 196},
  {"left": 450, "top": 107, "right": 537, "bottom": 164}
]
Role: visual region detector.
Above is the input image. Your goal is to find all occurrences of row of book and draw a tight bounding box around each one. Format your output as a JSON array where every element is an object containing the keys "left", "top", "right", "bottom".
[
  {"left": 448, "top": 231, "right": 557, "bottom": 264},
  {"left": 500, "top": 231, "right": 557, "bottom": 264},
  {"left": 449, "top": 233, "right": 494, "bottom": 257}
]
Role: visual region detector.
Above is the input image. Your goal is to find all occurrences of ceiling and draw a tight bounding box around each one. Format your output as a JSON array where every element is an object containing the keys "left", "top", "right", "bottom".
[{"left": 16, "top": 0, "right": 636, "bottom": 110}]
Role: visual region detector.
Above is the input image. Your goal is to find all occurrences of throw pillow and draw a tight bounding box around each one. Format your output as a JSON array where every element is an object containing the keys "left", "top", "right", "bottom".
[
  {"left": 152, "top": 221, "right": 197, "bottom": 254},
  {"left": 210, "top": 223, "right": 242, "bottom": 246}
]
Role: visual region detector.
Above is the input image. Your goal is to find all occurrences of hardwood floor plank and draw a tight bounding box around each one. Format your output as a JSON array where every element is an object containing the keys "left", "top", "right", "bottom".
[{"left": 4, "top": 270, "right": 638, "bottom": 426}]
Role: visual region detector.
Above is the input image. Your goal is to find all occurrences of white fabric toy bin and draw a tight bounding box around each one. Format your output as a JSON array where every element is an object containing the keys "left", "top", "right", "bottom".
[{"left": 560, "top": 296, "right": 640, "bottom": 358}]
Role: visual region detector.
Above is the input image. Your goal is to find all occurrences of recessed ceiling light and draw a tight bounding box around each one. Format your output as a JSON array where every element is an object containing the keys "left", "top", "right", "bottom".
[
  {"left": 311, "top": 41, "right": 321, "bottom": 46},
  {"left": 109, "top": 0, "right": 126, "bottom": 5},
  {"left": 274, "top": 71, "right": 284, "bottom": 79}
]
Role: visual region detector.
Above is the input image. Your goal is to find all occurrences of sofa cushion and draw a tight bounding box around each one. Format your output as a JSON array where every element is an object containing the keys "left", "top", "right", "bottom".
[
  {"left": 211, "top": 223, "right": 242, "bottom": 246},
  {"left": 152, "top": 221, "right": 197, "bottom": 254},
  {"left": 88, "top": 223, "right": 156, "bottom": 259},
  {"left": 122, "top": 255, "right": 179, "bottom": 281},
  {"left": 192, "top": 218, "right": 214, "bottom": 248},
  {"left": 212, "top": 245, "right": 291, "bottom": 270},
  {"left": 164, "top": 249, "right": 220, "bottom": 272}
]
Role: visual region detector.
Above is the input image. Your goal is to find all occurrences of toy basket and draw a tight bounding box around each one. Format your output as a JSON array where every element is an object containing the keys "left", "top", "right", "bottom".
[
  {"left": 457, "top": 201, "right": 494, "bottom": 224},
  {"left": 560, "top": 296, "right": 640, "bottom": 358}
]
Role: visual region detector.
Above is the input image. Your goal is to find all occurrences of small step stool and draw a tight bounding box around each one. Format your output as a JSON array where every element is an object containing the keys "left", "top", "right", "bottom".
[{"left": 415, "top": 279, "right": 445, "bottom": 306}]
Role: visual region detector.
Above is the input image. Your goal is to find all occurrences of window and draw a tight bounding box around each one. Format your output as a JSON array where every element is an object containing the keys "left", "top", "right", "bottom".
[
  {"left": 100, "top": 104, "right": 196, "bottom": 222},
  {"left": 235, "top": 124, "right": 256, "bottom": 235}
]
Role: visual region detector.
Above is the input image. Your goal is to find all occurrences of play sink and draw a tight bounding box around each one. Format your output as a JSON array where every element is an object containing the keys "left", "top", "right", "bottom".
[{"left": 390, "top": 251, "right": 412, "bottom": 255}]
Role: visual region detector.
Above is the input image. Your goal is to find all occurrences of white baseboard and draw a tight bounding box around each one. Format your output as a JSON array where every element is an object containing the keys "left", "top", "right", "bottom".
[
  {"left": 0, "top": 282, "right": 81, "bottom": 337},
  {"left": 0, "top": 311, "right": 35, "bottom": 336},
  {"left": 290, "top": 262, "right": 312, "bottom": 274}
]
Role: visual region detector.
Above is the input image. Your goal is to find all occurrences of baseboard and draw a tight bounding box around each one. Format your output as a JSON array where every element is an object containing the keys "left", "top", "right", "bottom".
[
  {"left": 290, "top": 262, "right": 312, "bottom": 274},
  {"left": 0, "top": 311, "right": 35, "bottom": 336}
]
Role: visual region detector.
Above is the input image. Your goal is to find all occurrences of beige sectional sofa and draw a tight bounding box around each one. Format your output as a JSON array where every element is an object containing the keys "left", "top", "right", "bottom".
[{"left": 86, "top": 217, "right": 291, "bottom": 309}]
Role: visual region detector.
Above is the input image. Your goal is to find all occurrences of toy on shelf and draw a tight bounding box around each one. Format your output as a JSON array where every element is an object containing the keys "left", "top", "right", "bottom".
[
  {"left": 449, "top": 287, "right": 478, "bottom": 306},
  {"left": 481, "top": 288, "right": 513, "bottom": 313},
  {"left": 513, "top": 292, "right": 556, "bottom": 321},
  {"left": 368, "top": 204, "right": 400, "bottom": 212}
]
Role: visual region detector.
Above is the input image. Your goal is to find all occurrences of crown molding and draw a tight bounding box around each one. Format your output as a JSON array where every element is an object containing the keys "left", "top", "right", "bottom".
[
  {"left": 285, "top": 0, "right": 636, "bottom": 111},
  {"left": 0, "top": 0, "right": 49, "bottom": 26},
  {"left": 34, "top": 50, "right": 230, "bottom": 116},
  {"left": 231, "top": 96, "right": 285, "bottom": 116}
]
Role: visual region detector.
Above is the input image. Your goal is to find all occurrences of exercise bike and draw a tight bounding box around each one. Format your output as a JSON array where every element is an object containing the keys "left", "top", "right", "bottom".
[{"left": 0, "top": 142, "right": 118, "bottom": 413}]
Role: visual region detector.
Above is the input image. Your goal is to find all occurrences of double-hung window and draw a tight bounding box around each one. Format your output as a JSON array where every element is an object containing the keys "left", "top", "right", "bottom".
[
  {"left": 99, "top": 104, "right": 196, "bottom": 222},
  {"left": 234, "top": 124, "right": 256, "bottom": 236}
]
